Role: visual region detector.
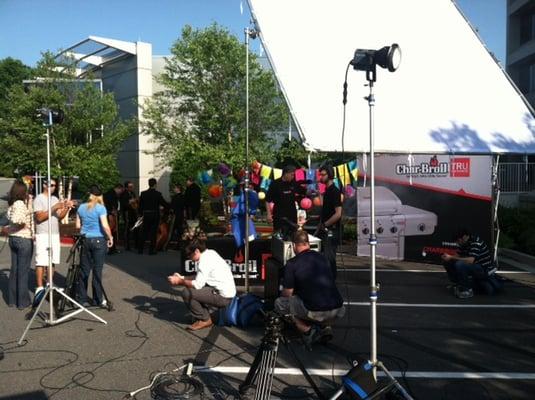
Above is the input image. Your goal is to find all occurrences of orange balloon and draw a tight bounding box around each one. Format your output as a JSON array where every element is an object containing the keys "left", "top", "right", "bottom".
[
  {"left": 208, "top": 184, "right": 222, "bottom": 198},
  {"left": 313, "top": 196, "right": 322, "bottom": 207}
]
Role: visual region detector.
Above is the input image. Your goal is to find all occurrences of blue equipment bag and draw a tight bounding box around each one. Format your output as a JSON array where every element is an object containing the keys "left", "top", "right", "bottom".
[
  {"left": 218, "top": 294, "right": 264, "bottom": 328},
  {"left": 236, "top": 293, "right": 264, "bottom": 328}
]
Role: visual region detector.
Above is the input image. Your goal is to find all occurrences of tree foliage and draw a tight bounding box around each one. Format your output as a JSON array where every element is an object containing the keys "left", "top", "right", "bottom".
[
  {"left": 0, "top": 52, "right": 134, "bottom": 191},
  {"left": 0, "top": 57, "right": 33, "bottom": 119},
  {"left": 143, "top": 23, "right": 290, "bottom": 184}
]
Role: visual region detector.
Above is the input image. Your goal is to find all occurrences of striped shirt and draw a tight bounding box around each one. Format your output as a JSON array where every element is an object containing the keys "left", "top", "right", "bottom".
[{"left": 460, "top": 235, "right": 493, "bottom": 271}]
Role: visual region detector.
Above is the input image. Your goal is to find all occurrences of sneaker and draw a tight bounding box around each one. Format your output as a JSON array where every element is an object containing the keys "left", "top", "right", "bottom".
[
  {"left": 456, "top": 288, "right": 474, "bottom": 299},
  {"left": 318, "top": 326, "right": 334, "bottom": 344},
  {"left": 302, "top": 326, "right": 321, "bottom": 350},
  {"left": 32, "top": 286, "right": 46, "bottom": 308},
  {"left": 100, "top": 300, "right": 108, "bottom": 309}
]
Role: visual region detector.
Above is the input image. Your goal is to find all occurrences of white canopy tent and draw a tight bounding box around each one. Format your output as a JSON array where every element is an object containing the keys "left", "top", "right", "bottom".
[{"left": 249, "top": 0, "right": 535, "bottom": 155}]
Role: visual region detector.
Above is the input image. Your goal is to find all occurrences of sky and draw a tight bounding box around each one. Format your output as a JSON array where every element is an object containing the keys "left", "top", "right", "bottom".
[{"left": 0, "top": 0, "right": 506, "bottom": 67}]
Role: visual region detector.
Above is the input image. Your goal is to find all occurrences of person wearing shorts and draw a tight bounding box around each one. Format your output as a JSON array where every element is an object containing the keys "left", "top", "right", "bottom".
[{"left": 33, "top": 179, "right": 73, "bottom": 305}]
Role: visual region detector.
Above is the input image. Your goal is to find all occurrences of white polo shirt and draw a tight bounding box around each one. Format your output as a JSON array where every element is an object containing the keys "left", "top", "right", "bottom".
[{"left": 192, "top": 249, "right": 237, "bottom": 298}]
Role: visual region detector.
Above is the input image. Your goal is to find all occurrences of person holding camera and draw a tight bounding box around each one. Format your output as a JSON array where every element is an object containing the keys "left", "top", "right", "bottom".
[
  {"left": 275, "top": 230, "right": 345, "bottom": 348},
  {"left": 6, "top": 181, "right": 34, "bottom": 309},
  {"left": 33, "top": 179, "right": 73, "bottom": 306},
  {"left": 75, "top": 185, "right": 114, "bottom": 307},
  {"left": 168, "top": 239, "right": 236, "bottom": 331}
]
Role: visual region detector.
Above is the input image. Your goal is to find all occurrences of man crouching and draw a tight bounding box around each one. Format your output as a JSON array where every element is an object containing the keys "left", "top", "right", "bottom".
[
  {"left": 275, "top": 230, "right": 345, "bottom": 348},
  {"left": 168, "top": 239, "right": 236, "bottom": 331}
]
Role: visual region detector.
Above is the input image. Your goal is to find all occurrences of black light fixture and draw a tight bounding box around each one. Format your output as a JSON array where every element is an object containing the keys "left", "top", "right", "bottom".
[{"left": 351, "top": 43, "right": 401, "bottom": 81}]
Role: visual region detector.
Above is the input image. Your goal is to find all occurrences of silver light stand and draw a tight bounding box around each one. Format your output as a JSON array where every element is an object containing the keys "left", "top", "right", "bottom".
[
  {"left": 244, "top": 25, "right": 258, "bottom": 293},
  {"left": 329, "top": 45, "right": 414, "bottom": 400},
  {"left": 19, "top": 109, "right": 106, "bottom": 345}
]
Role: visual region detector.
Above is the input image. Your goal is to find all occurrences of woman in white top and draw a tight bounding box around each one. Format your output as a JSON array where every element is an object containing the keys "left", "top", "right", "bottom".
[{"left": 6, "top": 181, "right": 34, "bottom": 309}]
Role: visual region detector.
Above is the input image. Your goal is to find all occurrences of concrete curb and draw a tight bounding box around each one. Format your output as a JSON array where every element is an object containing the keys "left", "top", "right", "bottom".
[{"left": 498, "top": 248, "right": 535, "bottom": 273}]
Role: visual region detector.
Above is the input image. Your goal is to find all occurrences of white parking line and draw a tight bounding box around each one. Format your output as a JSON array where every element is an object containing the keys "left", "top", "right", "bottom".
[
  {"left": 345, "top": 302, "right": 535, "bottom": 308},
  {"left": 340, "top": 269, "right": 531, "bottom": 274},
  {"left": 195, "top": 366, "right": 535, "bottom": 380}
]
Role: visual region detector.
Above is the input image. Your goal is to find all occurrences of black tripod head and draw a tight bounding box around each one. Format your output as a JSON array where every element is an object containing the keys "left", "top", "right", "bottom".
[{"left": 66, "top": 233, "right": 85, "bottom": 264}]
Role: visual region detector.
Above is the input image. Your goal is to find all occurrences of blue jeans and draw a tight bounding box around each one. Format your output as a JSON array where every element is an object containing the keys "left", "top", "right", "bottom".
[
  {"left": 8, "top": 236, "right": 33, "bottom": 308},
  {"left": 78, "top": 237, "right": 107, "bottom": 304},
  {"left": 443, "top": 260, "right": 487, "bottom": 291}
]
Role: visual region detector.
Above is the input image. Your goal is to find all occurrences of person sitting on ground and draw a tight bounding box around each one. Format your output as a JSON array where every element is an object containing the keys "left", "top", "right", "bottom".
[
  {"left": 274, "top": 230, "right": 345, "bottom": 348},
  {"left": 168, "top": 239, "right": 236, "bottom": 331},
  {"left": 441, "top": 228, "right": 496, "bottom": 299}
]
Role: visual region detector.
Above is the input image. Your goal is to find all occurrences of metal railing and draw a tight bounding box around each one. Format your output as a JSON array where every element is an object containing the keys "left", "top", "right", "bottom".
[{"left": 498, "top": 162, "right": 535, "bottom": 193}]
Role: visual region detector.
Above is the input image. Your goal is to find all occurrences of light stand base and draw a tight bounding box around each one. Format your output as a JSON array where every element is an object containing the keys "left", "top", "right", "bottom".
[
  {"left": 329, "top": 360, "right": 414, "bottom": 400},
  {"left": 18, "top": 286, "right": 107, "bottom": 345}
]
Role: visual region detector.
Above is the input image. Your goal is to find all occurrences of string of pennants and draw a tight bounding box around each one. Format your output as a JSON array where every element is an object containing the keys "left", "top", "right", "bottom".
[{"left": 197, "top": 160, "right": 360, "bottom": 196}]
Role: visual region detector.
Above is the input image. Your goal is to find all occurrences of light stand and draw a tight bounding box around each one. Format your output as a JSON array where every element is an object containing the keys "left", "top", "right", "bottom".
[
  {"left": 19, "top": 109, "right": 106, "bottom": 345},
  {"left": 331, "top": 44, "right": 413, "bottom": 400},
  {"left": 243, "top": 25, "right": 258, "bottom": 293}
]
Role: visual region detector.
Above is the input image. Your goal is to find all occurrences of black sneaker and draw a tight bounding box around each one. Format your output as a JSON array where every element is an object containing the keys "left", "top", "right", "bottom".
[
  {"left": 303, "top": 326, "right": 321, "bottom": 350},
  {"left": 456, "top": 288, "right": 474, "bottom": 299}
]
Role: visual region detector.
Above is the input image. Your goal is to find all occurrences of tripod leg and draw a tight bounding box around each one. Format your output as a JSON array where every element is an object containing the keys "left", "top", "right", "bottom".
[
  {"left": 18, "top": 287, "right": 51, "bottom": 344},
  {"left": 240, "top": 342, "right": 268, "bottom": 394},
  {"left": 283, "top": 337, "right": 327, "bottom": 400}
]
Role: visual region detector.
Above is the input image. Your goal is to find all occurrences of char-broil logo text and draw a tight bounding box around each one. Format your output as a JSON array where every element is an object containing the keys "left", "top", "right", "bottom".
[
  {"left": 450, "top": 158, "right": 470, "bottom": 177},
  {"left": 395, "top": 156, "right": 448, "bottom": 177},
  {"left": 395, "top": 156, "right": 471, "bottom": 178}
]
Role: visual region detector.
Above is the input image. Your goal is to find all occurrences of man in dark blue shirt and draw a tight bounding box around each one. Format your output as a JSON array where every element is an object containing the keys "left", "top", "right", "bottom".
[
  {"left": 275, "top": 230, "right": 344, "bottom": 347},
  {"left": 442, "top": 228, "right": 496, "bottom": 299}
]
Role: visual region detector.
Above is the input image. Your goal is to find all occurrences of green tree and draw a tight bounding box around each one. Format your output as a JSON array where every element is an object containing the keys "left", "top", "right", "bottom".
[
  {"left": 0, "top": 52, "right": 134, "bottom": 190},
  {"left": 143, "top": 23, "right": 289, "bottom": 183},
  {"left": 0, "top": 57, "right": 33, "bottom": 119}
]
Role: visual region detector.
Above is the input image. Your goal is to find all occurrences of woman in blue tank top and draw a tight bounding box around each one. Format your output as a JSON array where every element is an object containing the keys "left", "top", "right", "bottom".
[{"left": 76, "top": 185, "right": 113, "bottom": 306}]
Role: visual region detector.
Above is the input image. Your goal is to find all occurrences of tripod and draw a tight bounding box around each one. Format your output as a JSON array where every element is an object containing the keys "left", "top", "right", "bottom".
[
  {"left": 18, "top": 111, "right": 106, "bottom": 345},
  {"left": 57, "top": 234, "right": 114, "bottom": 315},
  {"left": 239, "top": 311, "right": 327, "bottom": 400}
]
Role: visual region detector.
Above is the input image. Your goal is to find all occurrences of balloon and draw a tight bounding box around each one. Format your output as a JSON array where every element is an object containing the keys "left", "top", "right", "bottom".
[
  {"left": 313, "top": 196, "right": 322, "bottom": 207},
  {"left": 208, "top": 184, "right": 222, "bottom": 198},
  {"left": 268, "top": 202, "right": 274, "bottom": 212},
  {"left": 217, "top": 163, "right": 231, "bottom": 177},
  {"left": 258, "top": 191, "right": 266, "bottom": 200},
  {"left": 300, "top": 197, "right": 312, "bottom": 210}
]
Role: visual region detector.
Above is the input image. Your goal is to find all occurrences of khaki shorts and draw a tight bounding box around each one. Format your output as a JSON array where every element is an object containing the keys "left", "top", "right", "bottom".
[
  {"left": 275, "top": 295, "right": 345, "bottom": 323},
  {"left": 35, "top": 233, "right": 61, "bottom": 266}
]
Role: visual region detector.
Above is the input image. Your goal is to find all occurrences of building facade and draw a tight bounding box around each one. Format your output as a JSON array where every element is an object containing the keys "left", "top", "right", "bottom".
[{"left": 507, "top": 0, "right": 535, "bottom": 109}]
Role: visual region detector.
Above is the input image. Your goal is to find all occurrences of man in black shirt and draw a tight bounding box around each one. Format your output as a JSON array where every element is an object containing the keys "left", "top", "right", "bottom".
[
  {"left": 266, "top": 165, "right": 304, "bottom": 238},
  {"left": 441, "top": 228, "right": 496, "bottom": 298},
  {"left": 184, "top": 177, "right": 201, "bottom": 220},
  {"left": 103, "top": 183, "right": 124, "bottom": 254},
  {"left": 275, "top": 230, "right": 345, "bottom": 348},
  {"left": 137, "top": 178, "right": 169, "bottom": 255},
  {"left": 316, "top": 165, "right": 342, "bottom": 279},
  {"left": 120, "top": 181, "right": 139, "bottom": 251}
]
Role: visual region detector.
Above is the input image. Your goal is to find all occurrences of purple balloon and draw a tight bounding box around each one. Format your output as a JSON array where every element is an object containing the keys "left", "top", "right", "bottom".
[{"left": 218, "top": 163, "right": 231, "bottom": 177}]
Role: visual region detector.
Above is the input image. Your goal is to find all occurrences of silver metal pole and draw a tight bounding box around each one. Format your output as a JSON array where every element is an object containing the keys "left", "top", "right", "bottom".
[
  {"left": 244, "top": 27, "right": 251, "bottom": 293},
  {"left": 46, "top": 117, "right": 55, "bottom": 322},
  {"left": 367, "top": 81, "right": 378, "bottom": 376}
]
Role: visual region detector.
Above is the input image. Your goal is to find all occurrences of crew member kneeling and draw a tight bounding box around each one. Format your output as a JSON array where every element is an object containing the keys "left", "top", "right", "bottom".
[
  {"left": 275, "top": 230, "right": 345, "bottom": 347},
  {"left": 168, "top": 239, "right": 236, "bottom": 331}
]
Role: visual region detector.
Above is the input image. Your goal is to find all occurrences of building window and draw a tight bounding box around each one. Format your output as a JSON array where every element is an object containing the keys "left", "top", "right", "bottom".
[
  {"left": 520, "top": 12, "right": 535, "bottom": 45},
  {"left": 518, "top": 63, "right": 535, "bottom": 94}
]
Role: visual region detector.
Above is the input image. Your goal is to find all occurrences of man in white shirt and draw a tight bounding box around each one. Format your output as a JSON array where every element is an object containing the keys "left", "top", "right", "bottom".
[
  {"left": 33, "top": 179, "right": 73, "bottom": 305},
  {"left": 168, "top": 239, "right": 236, "bottom": 331}
]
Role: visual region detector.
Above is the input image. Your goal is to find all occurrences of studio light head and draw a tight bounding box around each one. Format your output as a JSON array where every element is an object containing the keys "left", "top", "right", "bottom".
[
  {"left": 36, "top": 108, "right": 64, "bottom": 126},
  {"left": 351, "top": 43, "right": 401, "bottom": 81}
]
